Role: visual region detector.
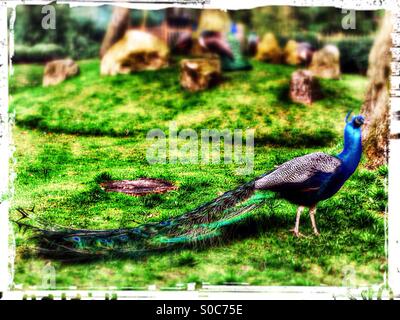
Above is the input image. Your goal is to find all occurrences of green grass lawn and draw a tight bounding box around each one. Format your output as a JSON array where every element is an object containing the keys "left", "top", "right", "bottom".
[{"left": 9, "top": 59, "right": 387, "bottom": 289}]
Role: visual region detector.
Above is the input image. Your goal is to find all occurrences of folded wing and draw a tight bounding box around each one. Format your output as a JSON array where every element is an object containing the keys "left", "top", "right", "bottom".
[{"left": 255, "top": 152, "right": 342, "bottom": 192}]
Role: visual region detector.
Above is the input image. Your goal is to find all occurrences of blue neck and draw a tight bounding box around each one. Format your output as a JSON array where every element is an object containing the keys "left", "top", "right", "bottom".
[{"left": 337, "top": 124, "right": 362, "bottom": 174}]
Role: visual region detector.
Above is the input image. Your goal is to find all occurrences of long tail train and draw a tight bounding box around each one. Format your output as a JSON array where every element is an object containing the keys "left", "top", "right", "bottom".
[{"left": 15, "top": 179, "right": 271, "bottom": 261}]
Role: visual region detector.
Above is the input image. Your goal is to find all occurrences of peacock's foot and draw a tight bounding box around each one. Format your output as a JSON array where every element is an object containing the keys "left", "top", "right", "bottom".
[
  {"left": 313, "top": 229, "right": 320, "bottom": 236},
  {"left": 290, "top": 228, "right": 308, "bottom": 238}
]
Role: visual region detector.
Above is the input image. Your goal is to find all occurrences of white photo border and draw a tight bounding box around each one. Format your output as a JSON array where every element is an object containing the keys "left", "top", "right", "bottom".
[{"left": 0, "top": 0, "right": 399, "bottom": 300}]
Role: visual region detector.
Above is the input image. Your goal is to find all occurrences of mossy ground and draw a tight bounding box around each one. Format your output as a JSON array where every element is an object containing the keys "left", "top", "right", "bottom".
[{"left": 9, "top": 59, "right": 386, "bottom": 290}]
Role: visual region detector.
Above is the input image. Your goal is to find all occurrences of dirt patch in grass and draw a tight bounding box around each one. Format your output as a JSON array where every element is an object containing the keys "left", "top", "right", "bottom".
[{"left": 100, "top": 178, "right": 178, "bottom": 196}]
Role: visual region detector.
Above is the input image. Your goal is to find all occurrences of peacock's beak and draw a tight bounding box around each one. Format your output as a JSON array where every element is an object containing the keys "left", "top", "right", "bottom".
[{"left": 354, "top": 116, "right": 365, "bottom": 127}]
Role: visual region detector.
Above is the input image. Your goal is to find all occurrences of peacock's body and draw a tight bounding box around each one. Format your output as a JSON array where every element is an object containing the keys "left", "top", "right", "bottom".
[{"left": 17, "top": 114, "right": 365, "bottom": 260}]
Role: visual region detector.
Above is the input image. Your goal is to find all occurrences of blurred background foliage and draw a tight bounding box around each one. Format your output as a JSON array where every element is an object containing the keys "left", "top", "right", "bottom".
[
  {"left": 10, "top": 5, "right": 382, "bottom": 74},
  {"left": 11, "top": 5, "right": 109, "bottom": 62},
  {"left": 234, "top": 6, "right": 381, "bottom": 36}
]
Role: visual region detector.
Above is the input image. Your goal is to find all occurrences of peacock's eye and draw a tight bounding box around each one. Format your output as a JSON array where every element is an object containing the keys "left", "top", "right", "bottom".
[{"left": 352, "top": 115, "right": 364, "bottom": 127}]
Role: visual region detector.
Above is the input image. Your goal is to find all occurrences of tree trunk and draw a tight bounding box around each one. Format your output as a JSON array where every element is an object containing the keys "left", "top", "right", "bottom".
[
  {"left": 360, "top": 12, "right": 392, "bottom": 169},
  {"left": 100, "top": 7, "right": 130, "bottom": 58}
]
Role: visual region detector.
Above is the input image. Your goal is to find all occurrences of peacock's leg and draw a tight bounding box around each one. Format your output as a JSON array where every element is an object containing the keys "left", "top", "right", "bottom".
[
  {"left": 291, "top": 206, "right": 305, "bottom": 237},
  {"left": 309, "top": 205, "right": 320, "bottom": 236}
]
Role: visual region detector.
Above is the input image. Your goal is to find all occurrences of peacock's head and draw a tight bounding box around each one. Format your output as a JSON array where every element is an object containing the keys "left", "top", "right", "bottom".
[{"left": 345, "top": 112, "right": 365, "bottom": 129}]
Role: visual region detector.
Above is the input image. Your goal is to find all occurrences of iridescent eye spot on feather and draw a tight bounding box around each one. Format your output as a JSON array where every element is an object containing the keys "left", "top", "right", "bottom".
[
  {"left": 72, "top": 236, "right": 81, "bottom": 242},
  {"left": 118, "top": 235, "right": 129, "bottom": 242}
]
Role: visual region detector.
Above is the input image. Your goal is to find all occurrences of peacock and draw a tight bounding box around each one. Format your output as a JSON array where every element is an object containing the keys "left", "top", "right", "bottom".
[{"left": 16, "top": 113, "right": 365, "bottom": 261}]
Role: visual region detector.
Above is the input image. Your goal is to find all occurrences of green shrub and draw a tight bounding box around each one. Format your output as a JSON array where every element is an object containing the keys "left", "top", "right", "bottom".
[
  {"left": 67, "top": 19, "right": 104, "bottom": 60},
  {"left": 68, "top": 35, "right": 100, "bottom": 60},
  {"left": 331, "top": 37, "right": 373, "bottom": 74},
  {"left": 13, "top": 43, "right": 66, "bottom": 63},
  {"left": 12, "top": 5, "right": 106, "bottom": 61},
  {"left": 293, "top": 32, "right": 322, "bottom": 49}
]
